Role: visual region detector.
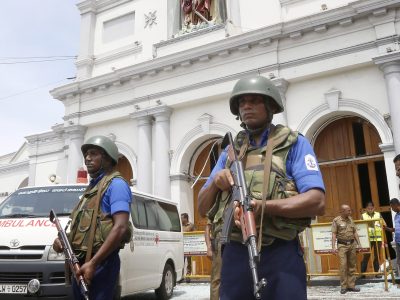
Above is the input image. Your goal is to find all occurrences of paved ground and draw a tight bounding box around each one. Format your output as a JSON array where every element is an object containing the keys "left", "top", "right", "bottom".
[
  {"left": 307, "top": 276, "right": 400, "bottom": 299},
  {"left": 125, "top": 277, "right": 400, "bottom": 300}
]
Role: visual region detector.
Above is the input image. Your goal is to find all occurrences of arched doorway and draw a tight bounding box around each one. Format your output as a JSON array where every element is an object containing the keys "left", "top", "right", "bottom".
[
  {"left": 192, "top": 138, "right": 222, "bottom": 230},
  {"left": 116, "top": 155, "right": 133, "bottom": 185},
  {"left": 191, "top": 137, "right": 222, "bottom": 276},
  {"left": 314, "top": 116, "right": 390, "bottom": 221},
  {"left": 313, "top": 116, "right": 394, "bottom": 271}
]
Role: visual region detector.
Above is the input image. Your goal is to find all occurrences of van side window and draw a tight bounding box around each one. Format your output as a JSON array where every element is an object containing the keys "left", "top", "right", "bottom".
[
  {"left": 130, "top": 193, "right": 181, "bottom": 232},
  {"left": 155, "top": 202, "right": 181, "bottom": 232},
  {"left": 145, "top": 201, "right": 159, "bottom": 230},
  {"left": 131, "top": 197, "right": 147, "bottom": 229}
]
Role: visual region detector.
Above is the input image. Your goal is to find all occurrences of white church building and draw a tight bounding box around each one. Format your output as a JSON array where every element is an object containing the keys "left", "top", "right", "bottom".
[{"left": 1, "top": 0, "right": 400, "bottom": 237}]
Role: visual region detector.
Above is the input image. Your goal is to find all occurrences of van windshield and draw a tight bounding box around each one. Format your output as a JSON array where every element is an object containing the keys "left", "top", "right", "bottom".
[{"left": 0, "top": 186, "right": 86, "bottom": 218}]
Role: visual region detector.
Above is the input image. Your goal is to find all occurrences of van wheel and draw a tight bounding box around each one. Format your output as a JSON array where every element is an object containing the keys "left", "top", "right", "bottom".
[{"left": 155, "top": 263, "right": 175, "bottom": 300}]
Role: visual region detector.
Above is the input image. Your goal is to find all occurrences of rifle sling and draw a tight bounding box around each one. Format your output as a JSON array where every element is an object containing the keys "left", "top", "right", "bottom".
[
  {"left": 85, "top": 176, "right": 108, "bottom": 263},
  {"left": 258, "top": 124, "right": 275, "bottom": 252}
]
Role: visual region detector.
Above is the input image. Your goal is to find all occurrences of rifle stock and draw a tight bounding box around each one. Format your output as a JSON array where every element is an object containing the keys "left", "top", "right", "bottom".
[
  {"left": 50, "top": 209, "right": 90, "bottom": 300},
  {"left": 220, "top": 132, "right": 267, "bottom": 299}
]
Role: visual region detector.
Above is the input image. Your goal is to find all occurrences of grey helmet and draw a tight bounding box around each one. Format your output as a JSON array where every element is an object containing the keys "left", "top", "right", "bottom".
[
  {"left": 229, "top": 76, "right": 284, "bottom": 116},
  {"left": 81, "top": 135, "right": 119, "bottom": 164}
]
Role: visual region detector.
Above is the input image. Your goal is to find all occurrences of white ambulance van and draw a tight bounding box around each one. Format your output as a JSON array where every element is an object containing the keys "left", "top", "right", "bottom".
[{"left": 0, "top": 184, "right": 184, "bottom": 300}]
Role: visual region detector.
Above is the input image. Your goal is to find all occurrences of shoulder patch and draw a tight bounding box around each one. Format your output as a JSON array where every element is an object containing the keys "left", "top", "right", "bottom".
[{"left": 305, "top": 154, "right": 319, "bottom": 171}]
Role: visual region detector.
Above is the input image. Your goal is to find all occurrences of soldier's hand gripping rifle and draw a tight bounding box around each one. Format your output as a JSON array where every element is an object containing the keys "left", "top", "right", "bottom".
[
  {"left": 220, "top": 132, "right": 267, "bottom": 299},
  {"left": 49, "top": 209, "right": 90, "bottom": 300}
]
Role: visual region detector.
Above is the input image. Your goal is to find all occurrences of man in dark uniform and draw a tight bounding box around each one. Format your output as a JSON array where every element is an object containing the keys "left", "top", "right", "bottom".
[
  {"left": 53, "top": 135, "right": 132, "bottom": 299},
  {"left": 331, "top": 204, "right": 361, "bottom": 294},
  {"left": 198, "top": 75, "right": 326, "bottom": 300}
]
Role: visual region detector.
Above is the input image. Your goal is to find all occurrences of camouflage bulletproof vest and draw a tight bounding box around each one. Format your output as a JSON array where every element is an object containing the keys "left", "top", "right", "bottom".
[
  {"left": 211, "top": 125, "right": 311, "bottom": 246},
  {"left": 68, "top": 171, "right": 132, "bottom": 257}
]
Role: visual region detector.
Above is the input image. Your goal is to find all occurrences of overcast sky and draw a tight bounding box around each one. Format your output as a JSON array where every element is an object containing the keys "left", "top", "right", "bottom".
[{"left": 0, "top": 1, "right": 80, "bottom": 156}]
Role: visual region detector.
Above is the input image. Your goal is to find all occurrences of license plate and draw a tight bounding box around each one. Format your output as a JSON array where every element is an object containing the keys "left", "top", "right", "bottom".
[{"left": 0, "top": 284, "right": 27, "bottom": 294}]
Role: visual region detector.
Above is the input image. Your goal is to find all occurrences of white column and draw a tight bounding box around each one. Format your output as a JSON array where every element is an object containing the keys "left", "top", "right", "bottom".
[
  {"left": 76, "top": 1, "right": 96, "bottom": 79},
  {"left": 374, "top": 52, "right": 400, "bottom": 154},
  {"left": 26, "top": 136, "right": 39, "bottom": 186},
  {"left": 65, "top": 125, "right": 87, "bottom": 183},
  {"left": 136, "top": 115, "right": 153, "bottom": 194},
  {"left": 154, "top": 107, "right": 172, "bottom": 198}
]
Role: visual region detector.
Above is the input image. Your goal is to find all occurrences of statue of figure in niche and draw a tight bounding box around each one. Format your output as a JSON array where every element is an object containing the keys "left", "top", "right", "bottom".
[{"left": 179, "top": 0, "right": 226, "bottom": 34}]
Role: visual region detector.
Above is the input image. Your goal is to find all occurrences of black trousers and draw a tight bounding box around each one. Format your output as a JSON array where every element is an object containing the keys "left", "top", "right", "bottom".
[{"left": 361, "top": 241, "right": 381, "bottom": 273}]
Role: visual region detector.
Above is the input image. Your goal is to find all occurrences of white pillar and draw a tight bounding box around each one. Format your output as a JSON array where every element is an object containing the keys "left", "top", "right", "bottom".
[
  {"left": 154, "top": 107, "right": 172, "bottom": 198},
  {"left": 26, "top": 136, "right": 39, "bottom": 186},
  {"left": 135, "top": 115, "right": 153, "bottom": 194},
  {"left": 65, "top": 125, "right": 87, "bottom": 183},
  {"left": 374, "top": 52, "right": 400, "bottom": 154},
  {"left": 76, "top": 1, "right": 96, "bottom": 79}
]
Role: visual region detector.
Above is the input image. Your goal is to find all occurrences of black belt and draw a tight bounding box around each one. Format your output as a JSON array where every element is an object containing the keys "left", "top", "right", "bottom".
[{"left": 337, "top": 239, "right": 354, "bottom": 246}]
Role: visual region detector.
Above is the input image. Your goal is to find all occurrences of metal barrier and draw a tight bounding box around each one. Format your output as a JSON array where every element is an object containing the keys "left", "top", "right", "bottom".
[
  {"left": 183, "top": 231, "right": 211, "bottom": 279},
  {"left": 302, "top": 219, "right": 396, "bottom": 291}
]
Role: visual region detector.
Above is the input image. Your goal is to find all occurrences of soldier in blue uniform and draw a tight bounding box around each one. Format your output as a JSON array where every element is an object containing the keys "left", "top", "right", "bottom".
[
  {"left": 53, "top": 135, "right": 132, "bottom": 300},
  {"left": 198, "top": 76, "right": 325, "bottom": 300}
]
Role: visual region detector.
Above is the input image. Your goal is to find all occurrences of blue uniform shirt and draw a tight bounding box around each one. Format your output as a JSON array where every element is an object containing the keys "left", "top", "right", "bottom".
[
  {"left": 202, "top": 128, "right": 325, "bottom": 193},
  {"left": 89, "top": 172, "right": 132, "bottom": 215},
  {"left": 394, "top": 212, "right": 400, "bottom": 243}
]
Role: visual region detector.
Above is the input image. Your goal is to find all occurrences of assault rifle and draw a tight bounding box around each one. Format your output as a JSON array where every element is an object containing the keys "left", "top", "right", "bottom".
[
  {"left": 220, "top": 132, "right": 267, "bottom": 299},
  {"left": 50, "top": 209, "right": 90, "bottom": 300}
]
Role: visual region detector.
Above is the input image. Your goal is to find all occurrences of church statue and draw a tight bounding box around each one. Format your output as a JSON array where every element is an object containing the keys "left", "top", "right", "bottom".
[{"left": 180, "top": 0, "right": 226, "bottom": 34}]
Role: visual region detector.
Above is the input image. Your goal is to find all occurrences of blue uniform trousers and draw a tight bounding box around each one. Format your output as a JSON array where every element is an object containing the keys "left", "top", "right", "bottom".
[
  {"left": 72, "top": 250, "right": 120, "bottom": 300},
  {"left": 220, "top": 238, "right": 306, "bottom": 300}
]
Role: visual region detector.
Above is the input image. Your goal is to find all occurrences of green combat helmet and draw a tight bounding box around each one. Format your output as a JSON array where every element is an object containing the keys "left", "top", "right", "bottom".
[
  {"left": 81, "top": 135, "right": 119, "bottom": 164},
  {"left": 229, "top": 76, "right": 284, "bottom": 116}
]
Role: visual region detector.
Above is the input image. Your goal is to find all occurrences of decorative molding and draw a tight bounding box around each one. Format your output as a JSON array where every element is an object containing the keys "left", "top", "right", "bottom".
[
  {"left": 170, "top": 173, "right": 191, "bottom": 182},
  {"left": 59, "top": 33, "right": 391, "bottom": 121},
  {"left": 314, "top": 24, "right": 328, "bottom": 33},
  {"left": 130, "top": 105, "right": 172, "bottom": 121},
  {"left": 153, "top": 105, "right": 173, "bottom": 121},
  {"left": 156, "top": 24, "right": 225, "bottom": 48},
  {"left": 198, "top": 113, "right": 213, "bottom": 134},
  {"left": 324, "top": 89, "right": 341, "bottom": 111},
  {"left": 144, "top": 10, "right": 157, "bottom": 28},
  {"left": 77, "top": 0, "right": 132, "bottom": 14},
  {"left": 279, "top": 0, "right": 303, "bottom": 6},
  {"left": 0, "top": 161, "right": 29, "bottom": 174},
  {"left": 379, "top": 143, "right": 395, "bottom": 152},
  {"left": 76, "top": 0, "right": 97, "bottom": 14},
  {"left": 64, "top": 125, "right": 87, "bottom": 139},
  {"left": 76, "top": 57, "right": 95, "bottom": 68},
  {"left": 53, "top": 0, "right": 400, "bottom": 100},
  {"left": 51, "top": 1, "right": 400, "bottom": 123},
  {"left": 297, "top": 98, "right": 393, "bottom": 145},
  {"left": 373, "top": 51, "right": 400, "bottom": 66},
  {"left": 94, "top": 43, "right": 142, "bottom": 65},
  {"left": 170, "top": 122, "right": 237, "bottom": 174},
  {"left": 339, "top": 18, "right": 353, "bottom": 26}
]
